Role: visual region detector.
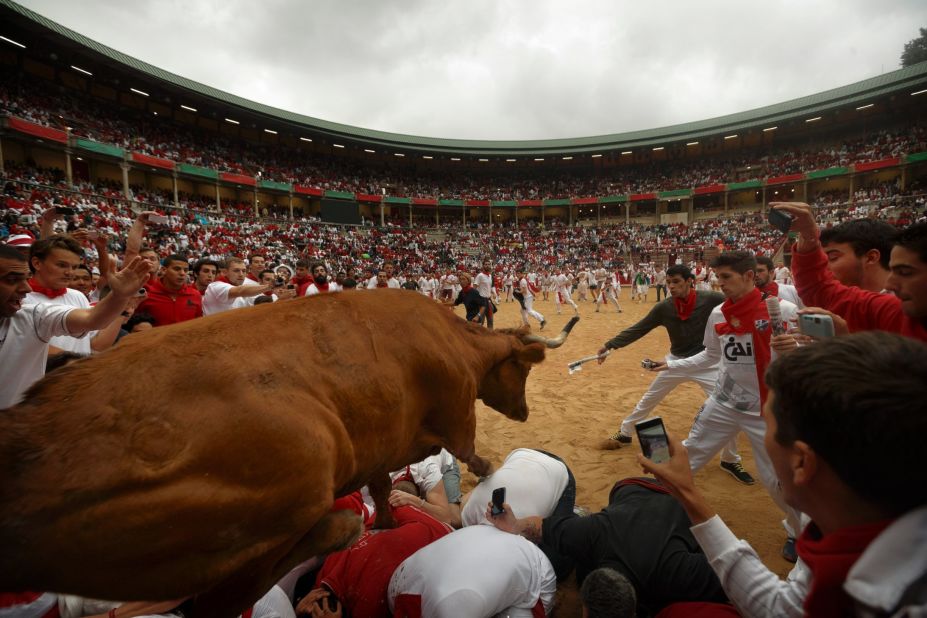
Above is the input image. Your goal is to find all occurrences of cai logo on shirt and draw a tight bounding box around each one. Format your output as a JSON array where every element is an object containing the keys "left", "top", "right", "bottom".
[{"left": 723, "top": 335, "right": 754, "bottom": 364}]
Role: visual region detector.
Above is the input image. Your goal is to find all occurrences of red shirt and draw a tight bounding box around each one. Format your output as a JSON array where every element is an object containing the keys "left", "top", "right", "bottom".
[
  {"left": 138, "top": 279, "right": 203, "bottom": 327},
  {"left": 791, "top": 244, "right": 927, "bottom": 342},
  {"left": 316, "top": 506, "right": 451, "bottom": 617}
]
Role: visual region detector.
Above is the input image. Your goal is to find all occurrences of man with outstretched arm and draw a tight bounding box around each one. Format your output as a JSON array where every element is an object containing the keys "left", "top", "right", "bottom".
[{"left": 596, "top": 265, "right": 754, "bottom": 485}]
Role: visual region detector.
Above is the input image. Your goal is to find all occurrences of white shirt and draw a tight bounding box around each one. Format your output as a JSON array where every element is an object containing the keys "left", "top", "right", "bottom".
[
  {"left": 366, "top": 276, "right": 400, "bottom": 289},
  {"left": 387, "top": 525, "right": 556, "bottom": 618},
  {"left": 202, "top": 281, "right": 252, "bottom": 316},
  {"left": 555, "top": 273, "right": 572, "bottom": 293},
  {"left": 774, "top": 266, "right": 792, "bottom": 284},
  {"left": 239, "top": 276, "right": 263, "bottom": 306},
  {"left": 690, "top": 506, "right": 927, "bottom": 618},
  {"left": 770, "top": 283, "right": 803, "bottom": 308},
  {"left": 518, "top": 277, "right": 534, "bottom": 299},
  {"left": 0, "top": 303, "right": 82, "bottom": 408},
  {"left": 26, "top": 288, "right": 93, "bottom": 355},
  {"left": 461, "top": 449, "right": 568, "bottom": 527},
  {"left": 304, "top": 282, "right": 342, "bottom": 296},
  {"left": 668, "top": 298, "right": 798, "bottom": 415},
  {"left": 390, "top": 456, "right": 445, "bottom": 496},
  {"left": 474, "top": 272, "right": 493, "bottom": 299}
]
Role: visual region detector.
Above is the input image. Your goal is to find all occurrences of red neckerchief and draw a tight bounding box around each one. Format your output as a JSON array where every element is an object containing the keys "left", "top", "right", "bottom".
[
  {"left": 28, "top": 278, "right": 67, "bottom": 299},
  {"left": 316, "top": 282, "right": 330, "bottom": 293},
  {"left": 376, "top": 282, "right": 388, "bottom": 288},
  {"left": 461, "top": 284, "right": 473, "bottom": 293},
  {"left": 760, "top": 280, "right": 780, "bottom": 297},
  {"left": 716, "top": 287, "right": 773, "bottom": 404},
  {"left": 674, "top": 289, "right": 697, "bottom": 321},
  {"left": 216, "top": 276, "right": 231, "bottom": 284},
  {"left": 245, "top": 273, "right": 259, "bottom": 282},
  {"left": 798, "top": 519, "right": 893, "bottom": 618},
  {"left": 291, "top": 275, "right": 312, "bottom": 287}
]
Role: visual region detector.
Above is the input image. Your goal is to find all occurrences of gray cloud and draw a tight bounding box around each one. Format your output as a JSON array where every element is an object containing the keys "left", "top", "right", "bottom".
[{"left": 18, "top": 0, "right": 927, "bottom": 139}]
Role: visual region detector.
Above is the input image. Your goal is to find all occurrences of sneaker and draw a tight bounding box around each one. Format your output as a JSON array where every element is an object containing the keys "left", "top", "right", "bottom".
[
  {"left": 600, "top": 432, "right": 632, "bottom": 450},
  {"left": 720, "top": 461, "right": 756, "bottom": 485},
  {"left": 782, "top": 537, "right": 797, "bottom": 563}
]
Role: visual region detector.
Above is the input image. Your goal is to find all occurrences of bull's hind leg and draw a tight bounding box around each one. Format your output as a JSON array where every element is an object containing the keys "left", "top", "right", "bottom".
[{"left": 186, "top": 509, "right": 364, "bottom": 618}]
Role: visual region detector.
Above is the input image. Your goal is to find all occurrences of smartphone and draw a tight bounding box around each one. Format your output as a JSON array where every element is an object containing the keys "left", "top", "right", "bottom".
[
  {"left": 635, "top": 417, "right": 671, "bottom": 464},
  {"left": 799, "top": 313, "right": 835, "bottom": 339},
  {"left": 148, "top": 214, "right": 169, "bottom": 225},
  {"left": 86, "top": 230, "right": 100, "bottom": 240},
  {"left": 491, "top": 487, "right": 506, "bottom": 516},
  {"left": 55, "top": 206, "right": 76, "bottom": 216},
  {"left": 767, "top": 209, "right": 793, "bottom": 234}
]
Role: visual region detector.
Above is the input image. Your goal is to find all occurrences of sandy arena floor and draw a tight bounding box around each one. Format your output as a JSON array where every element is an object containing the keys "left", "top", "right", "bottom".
[{"left": 454, "top": 292, "right": 792, "bottom": 616}]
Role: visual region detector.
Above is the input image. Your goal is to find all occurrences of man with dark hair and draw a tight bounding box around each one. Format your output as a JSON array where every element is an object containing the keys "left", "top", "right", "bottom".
[
  {"left": 597, "top": 264, "right": 753, "bottom": 485},
  {"left": 303, "top": 261, "right": 341, "bottom": 296},
  {"left": 755, "top": 255, "right": 802, "bottom": 306},
  {"left": 291, "top": 259, "right": 313, "bottom": 293},
  {"left": 652, "top": 250, "right": 803, "bottom": 560},
  {"left": 136, "top": 254, "right": 202, "bottom": 327},
  {"left": 774, "top": 203, "right": 927, "bottom": 341},
  {"left": 69, "top": 265, "right": 94, "bottom": 299},
  {"left": 487, "top": 476, "right": 729, "bottom": 616},
  {"left": 639, "top": 332, "right": 927, "bottom": 617},
  {"left": 580, "top": 568, "right": 636, "bottom": 618},
  {"left": 819, "top": 218, "right": 897, "bottom": 292},
  {"left": 192, "top": 259, "right": 219, "bottom": 295},
  {"left": 446, "top": 272, "right": 486, "bottom": 323},
  {"left": 0, "top": 241, "right": 152, "bottom": 407},
  {"left": 367, "top": 261, "right": 400, "bottom": 289},
  {"left": 26, "top": 235, "right": 122, "bottom": 355}
]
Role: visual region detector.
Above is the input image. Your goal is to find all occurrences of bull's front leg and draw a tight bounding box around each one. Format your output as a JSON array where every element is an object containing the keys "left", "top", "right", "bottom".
[
  {"left": 463, "top": 453, "right": 494, "bottom": 478},
  {"left": 368, "top": 473, "right": 398, "bottom": 529}
]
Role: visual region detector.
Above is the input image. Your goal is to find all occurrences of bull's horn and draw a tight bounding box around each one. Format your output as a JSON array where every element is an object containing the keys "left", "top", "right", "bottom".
[{"left": 522, "top": 316, "right": 579, "bottom": 349}]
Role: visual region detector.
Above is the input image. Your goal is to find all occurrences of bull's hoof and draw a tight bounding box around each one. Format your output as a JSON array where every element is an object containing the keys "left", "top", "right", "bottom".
[{"left": 373, "top": 511, "right": 398, "bottom": 530}]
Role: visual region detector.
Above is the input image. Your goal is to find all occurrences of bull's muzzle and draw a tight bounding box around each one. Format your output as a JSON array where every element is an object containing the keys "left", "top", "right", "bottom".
[{"left": 521, "top": 316, "right": 579, "bottom": 349}]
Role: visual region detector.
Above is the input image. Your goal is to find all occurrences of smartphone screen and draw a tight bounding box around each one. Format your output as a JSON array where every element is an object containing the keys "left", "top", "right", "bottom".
[
  {"left": 767, "top": 209, "right": 793, "bottom": 234},
  {"left": 635, "top": 418, "right": 670, "bottom": 464},
  {"left": 491, "top": 487, "right": 506, "bottom": 516}
]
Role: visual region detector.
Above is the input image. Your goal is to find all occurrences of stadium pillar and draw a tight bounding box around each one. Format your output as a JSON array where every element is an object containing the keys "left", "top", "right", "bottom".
[
  {"left": 624, "top": 203, "right": 629, "bottom": 224},
  {"left": 900, "top": 166, "right": 907, "bottom": 192},
  {"left": 215, "top": 183, "right": 222, "bottom": 211},
  {"left": 64, "top": 148, "right": 73, "bottom": 186},
  {"left": 488, "top": 204, "right": 492, "bottom": 225},
  {"left": 0, "top": 138, "right": 4, "bottom": 176},
  {"left": 288, "top": 192, "right": 294, "bottom": 219},
  {"left": 409, "top": 204, "right": 413, "bottom": 228},
  {"left": 801, "top": 180, "right": 808, "bottom": 202},
  {"left": 761, "top": 187, "right": 767, "bottom": 213},
  {"left": 687, "top": 198, "right": 695, "bottom": 223},
  {"left": 172, "top": 171, "right": 179, "bottom": 210},
  {"left": 542, "top": 205, "right": 546, "bottom": 226},
  {"left": 380, "top": 201, "right": 385, "bottom": 227},
  {"left": 462, "top": 205, "right": 466, "bottom": 226},
  {"left": 723, "top": 191, "right": 729, "bottom": 214},
  {"left": 120, "top": 162, "right": 131, "bottom": 200},
  {"left": 849, "top": 174, "right": 856, "bottom": 204},
  {"left": 515, "top": 207, "right": 519, "bottom": 226},
  {"left": 597, "top": 202, "right": 601, "bottom": 226},
  {"left": 568, "top": 205, "right": 573, "bottom": 226},
  {"left": 253, "top": 188, "right": 259, "bottom": 218}
]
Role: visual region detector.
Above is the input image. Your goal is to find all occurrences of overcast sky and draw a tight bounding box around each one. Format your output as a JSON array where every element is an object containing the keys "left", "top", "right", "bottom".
[{"left": 18, "top": 0, "right": 927, "bottom": 140}]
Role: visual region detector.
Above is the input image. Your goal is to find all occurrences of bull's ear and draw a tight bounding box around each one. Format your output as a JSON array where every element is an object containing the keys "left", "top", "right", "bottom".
[{"left": 517, "top": 342, "right": 546, "bottom": 364}]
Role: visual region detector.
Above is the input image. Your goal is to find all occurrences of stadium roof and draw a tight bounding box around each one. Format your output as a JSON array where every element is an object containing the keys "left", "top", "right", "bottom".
[{"left": 3, "top": 0, "right": 927, "bottom": 157}]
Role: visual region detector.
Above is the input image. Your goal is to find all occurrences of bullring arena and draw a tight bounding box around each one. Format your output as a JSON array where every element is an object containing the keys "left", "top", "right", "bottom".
[{"left": 1, "top": 0, "right": 927, "bottom": 616}]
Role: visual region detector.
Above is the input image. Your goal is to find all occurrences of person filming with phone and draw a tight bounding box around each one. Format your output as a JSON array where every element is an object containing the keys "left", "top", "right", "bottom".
[
  {"left": 636, "top": 332, "right": 927, "bottom": 618},
  {"left": 771, "top": 203, "right": 927, "bottom": 342}
]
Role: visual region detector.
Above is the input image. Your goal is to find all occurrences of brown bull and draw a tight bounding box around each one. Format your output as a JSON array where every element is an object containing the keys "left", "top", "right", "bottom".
[{"left": 0, "top": 290, "right": 577, "bottom": 617}]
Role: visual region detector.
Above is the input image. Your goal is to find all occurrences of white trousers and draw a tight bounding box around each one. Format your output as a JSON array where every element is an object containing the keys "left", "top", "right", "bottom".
[
  {"left": 521, "top": 296, "right": 544, "bottom": 325},
  {"left": 595, "top": 289, "right": 621, "bottom": 311},
  {"left": 619, "top": 360, "right": 740, "bottom": 464},
  {"left": 556, "top": 290, "right": 578, "bottom": 313},
  {"left": 685, "top": 398, "right": 802, "bottom": 538}
]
